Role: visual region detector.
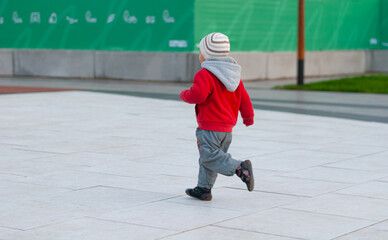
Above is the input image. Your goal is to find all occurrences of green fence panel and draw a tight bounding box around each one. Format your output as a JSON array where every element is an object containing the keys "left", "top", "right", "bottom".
[
  {"left": 306, "top": 0, "right": 381, "bottom": 51},
  {"left": 0, "top": 0, "right": 386, "bottom": 52},
  {"left": 0, "top": 0, "right": 194, "bottom": 51},
  {"left": 194, "top": 0, "right": 298, "bottom": 52},
  {"left": 382, "top": 0, "right": 388, "bottom": 48},
  {"left": 194, "top": 0, "right": 384, "bottom": 52}
]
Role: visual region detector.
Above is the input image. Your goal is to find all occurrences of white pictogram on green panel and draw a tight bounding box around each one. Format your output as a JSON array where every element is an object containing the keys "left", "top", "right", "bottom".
[
  {"left": 66, "top": 16, "right": 78, "bottom": 24},
  {"left": 30, "top": 12, "right": 41, "bottom": 23},
  {"left": 12, "top": 11, "right": 22, "bottom": 24},
  {"left": 49, "top": 13, "right": 57, "bottom": 24},
  {"left": 146, "top": 16, "right": 155, "bottom": 24},
  {"left": 107, "top": 14, "right": 115, "bottom": 23},
  {"left": 163, "top": 10, "right": 174, "bottom": 23},
  {"left": 123, "top": 10, "right": 137, "bottom": 24},
  {"left": 85, "top": 11, "right": 97, "bottom": 23}
]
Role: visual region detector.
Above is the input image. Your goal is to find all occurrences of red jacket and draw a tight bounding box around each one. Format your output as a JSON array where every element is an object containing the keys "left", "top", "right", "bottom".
[{"left": 180, "top": 68, "right": 254, "bottom": 132}]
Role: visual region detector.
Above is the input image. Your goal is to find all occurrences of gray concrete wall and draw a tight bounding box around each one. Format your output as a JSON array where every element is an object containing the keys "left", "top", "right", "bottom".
[
  {"left": 189, "top": 50, "right": 371, "bottom": 80},
  {"left": 0, "top": 49, "right": 386, "bottom": 81},
  {"left": 0, "top": 49, "right": 13, "bottom": 76},
  {"left": 95, "top": 51, "right": 198, "bottom": 81},
  {"left": 258, "top": 51, "right": 368, "bottom": 80},
  {"left": 229, "top": 52, "right": 268, "bottom": 80},
  {"left": 369, "top": 50, "right": 388, "bottom": 73},
  {"left": 305, "top": 51, "right": 367, "bottom": 77},
  {"left": 266, "top": 52, "right": 296, "bottom": 79},
  {"left": 14, "top": 50, "right": 94, "bottom": 78}
]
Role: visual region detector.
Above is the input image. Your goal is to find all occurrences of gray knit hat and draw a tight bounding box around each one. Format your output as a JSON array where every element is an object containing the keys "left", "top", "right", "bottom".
[{"left": 199, "top": 32, "right": 230, "bottom": 60}]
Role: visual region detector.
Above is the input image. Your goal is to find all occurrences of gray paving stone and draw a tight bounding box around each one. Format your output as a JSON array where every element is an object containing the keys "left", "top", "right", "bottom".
[
  {"left": 0, "top": 173, "right": 24, "bottom": 181},
  {"left": 0, "top": 227, "right": 22, "bottom": 240},
  {"left": 39, "top": 186, "right": 174, "bottom": 216},
  {"left": 309, "top": 143, "right": 387, "bottom": 156},
  {"left": 228, "top": 146, "right": 287, "bottom": 160},
  {"left": 327, "top": 151, "right": 388, "bottom": 173},
  {"left": 0, "top": 157, "right": 85, "bottom": 177},
  {"left": 0, "top": 145, "right": 59, "bottom": 162},
  {"left": 337, "top": 181, "right": 388, "bottom": 200},
  {"left": 0, "top": 180, "right": 69, "bottom": 202},
  {"left": 136, "top": 152, "right": 199, "bottom": 168},
  {"left": 85, "top": 159, "right": 197, "bottom": 179},
  {"left": 92, "top": 143, "right": 184, "bottom": 159},
  {"left": 248, "top": 150, "right": 353, "bottom": 172},
  {"left": 168, "top": 187, "right": 306, "bottom": 213},
  {"left": 215, "top": 208, "right": 373, "bottom": 240},
  {"left": 284, "top": 193, "right": 388, "bottom": 221},
  {"left": 231, "top": 136, "right": 309, "bottom": 151},
  {"left": 96, "top": 201, "right": 241, "bottom": 231},
  {"left": 6, "top": 217, "right": 176, "bottom": 240},
  {"left": 13, "top": 168, "right": 195, "bottom": 194},
  {"left": 0, "top": 200, "right": 89, "bottom": 230},
  {"left": 380, "top": 177, "right": 388, "bottom": 183},
  {"left": 334, "top": 228, "right": 388, "bottom": 240},
  {"left": 23, "top": 152, "right": 133, "bottom": 168},
  {"left": 341, "top": 135, "right": 388, "bottom": 148},
  {"left": 371, "top": 220, "right": 388, "bottom": 231},
  {"left": 163, "top": 226, "right": 298, "bottom": 240},
  {"left": 9, "top": 169, "right": 132, "bottom": 190},
  {"left": 227, "top": 175, "right": 350, "bottom": 197},
  {"left": 281, "top": 166, "right": 387, "bottom": 184}
]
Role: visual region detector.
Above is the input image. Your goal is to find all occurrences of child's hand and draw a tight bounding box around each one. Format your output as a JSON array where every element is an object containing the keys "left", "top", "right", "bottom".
[{"left": 243, "top": 118, "right": 254, "bottom": 127}]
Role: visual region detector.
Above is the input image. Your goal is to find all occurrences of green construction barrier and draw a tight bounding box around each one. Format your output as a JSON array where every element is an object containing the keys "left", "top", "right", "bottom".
[
  {"left": 0, "top": 0, "right": 194, "bottom": 51},
  {"left": 194, "top": 0, "right": 387, "bottom": 51},
  {"left": 382, "top": 0, "right": 388, "bottom": 47},
  {"left": 0, "top": 0, "right": 386, "bottom": 52}
]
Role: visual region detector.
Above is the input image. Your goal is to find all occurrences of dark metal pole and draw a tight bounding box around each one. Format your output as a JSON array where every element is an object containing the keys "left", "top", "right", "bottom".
[{"left": 297, "top": 0, "right": 305, "bottom": 85}]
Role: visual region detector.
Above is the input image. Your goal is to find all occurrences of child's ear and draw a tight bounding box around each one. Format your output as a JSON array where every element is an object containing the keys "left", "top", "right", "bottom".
[{"left": 199, "top": 51, "right": 205, "bottom": 63}]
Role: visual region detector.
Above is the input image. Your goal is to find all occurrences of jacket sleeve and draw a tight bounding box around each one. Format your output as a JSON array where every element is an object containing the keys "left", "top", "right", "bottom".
[
  {"left": 239, "top": 82, "right": 254, "bottom": 126},
  {"left": 179, "top": 70, "right": 212, "bottom": 104}
]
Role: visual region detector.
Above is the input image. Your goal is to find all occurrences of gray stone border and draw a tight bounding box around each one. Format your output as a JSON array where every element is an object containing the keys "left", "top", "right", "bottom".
[{"left": 0, "top": 49, "right": 386, "bottom": 81}]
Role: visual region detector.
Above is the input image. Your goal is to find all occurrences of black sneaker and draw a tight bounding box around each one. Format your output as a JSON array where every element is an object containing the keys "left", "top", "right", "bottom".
[
  {"left": 185, "top": 186, "right": 212, "bottom": 201},
  {"left": 235, "top": 160, "right": 254, "bottom": 191}
]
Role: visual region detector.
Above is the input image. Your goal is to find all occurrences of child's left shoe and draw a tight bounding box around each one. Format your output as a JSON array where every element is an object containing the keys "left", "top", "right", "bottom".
[
  {"left": 186, "top": 186, "right": 212, "bottom": 201},
  {"left": 236, "top": 160, "right": 254, "bottom": 191}
]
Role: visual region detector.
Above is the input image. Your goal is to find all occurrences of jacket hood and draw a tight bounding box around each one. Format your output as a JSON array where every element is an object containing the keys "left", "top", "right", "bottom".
[{"left": 201, "top": 57, "right": 241, "bottom": 92}]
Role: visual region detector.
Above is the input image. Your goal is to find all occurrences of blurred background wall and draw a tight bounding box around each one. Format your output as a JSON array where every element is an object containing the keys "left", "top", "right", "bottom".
[{"left": 0, "top": 0, "right": 387, "bottom": 81}]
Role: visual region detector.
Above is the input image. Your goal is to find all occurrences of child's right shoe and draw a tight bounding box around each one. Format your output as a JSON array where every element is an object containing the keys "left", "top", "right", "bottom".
[
  {"left": 236, "top": 160, "right": 254, "bottom": 191},
  {"left": 185, "top": 186, "right": 212, "bottom": 201}
]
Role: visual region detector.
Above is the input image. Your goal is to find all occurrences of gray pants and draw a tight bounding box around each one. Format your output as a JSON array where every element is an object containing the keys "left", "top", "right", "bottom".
[{"left": 196, "top": 129, "right": 242, "bottom": 189}]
